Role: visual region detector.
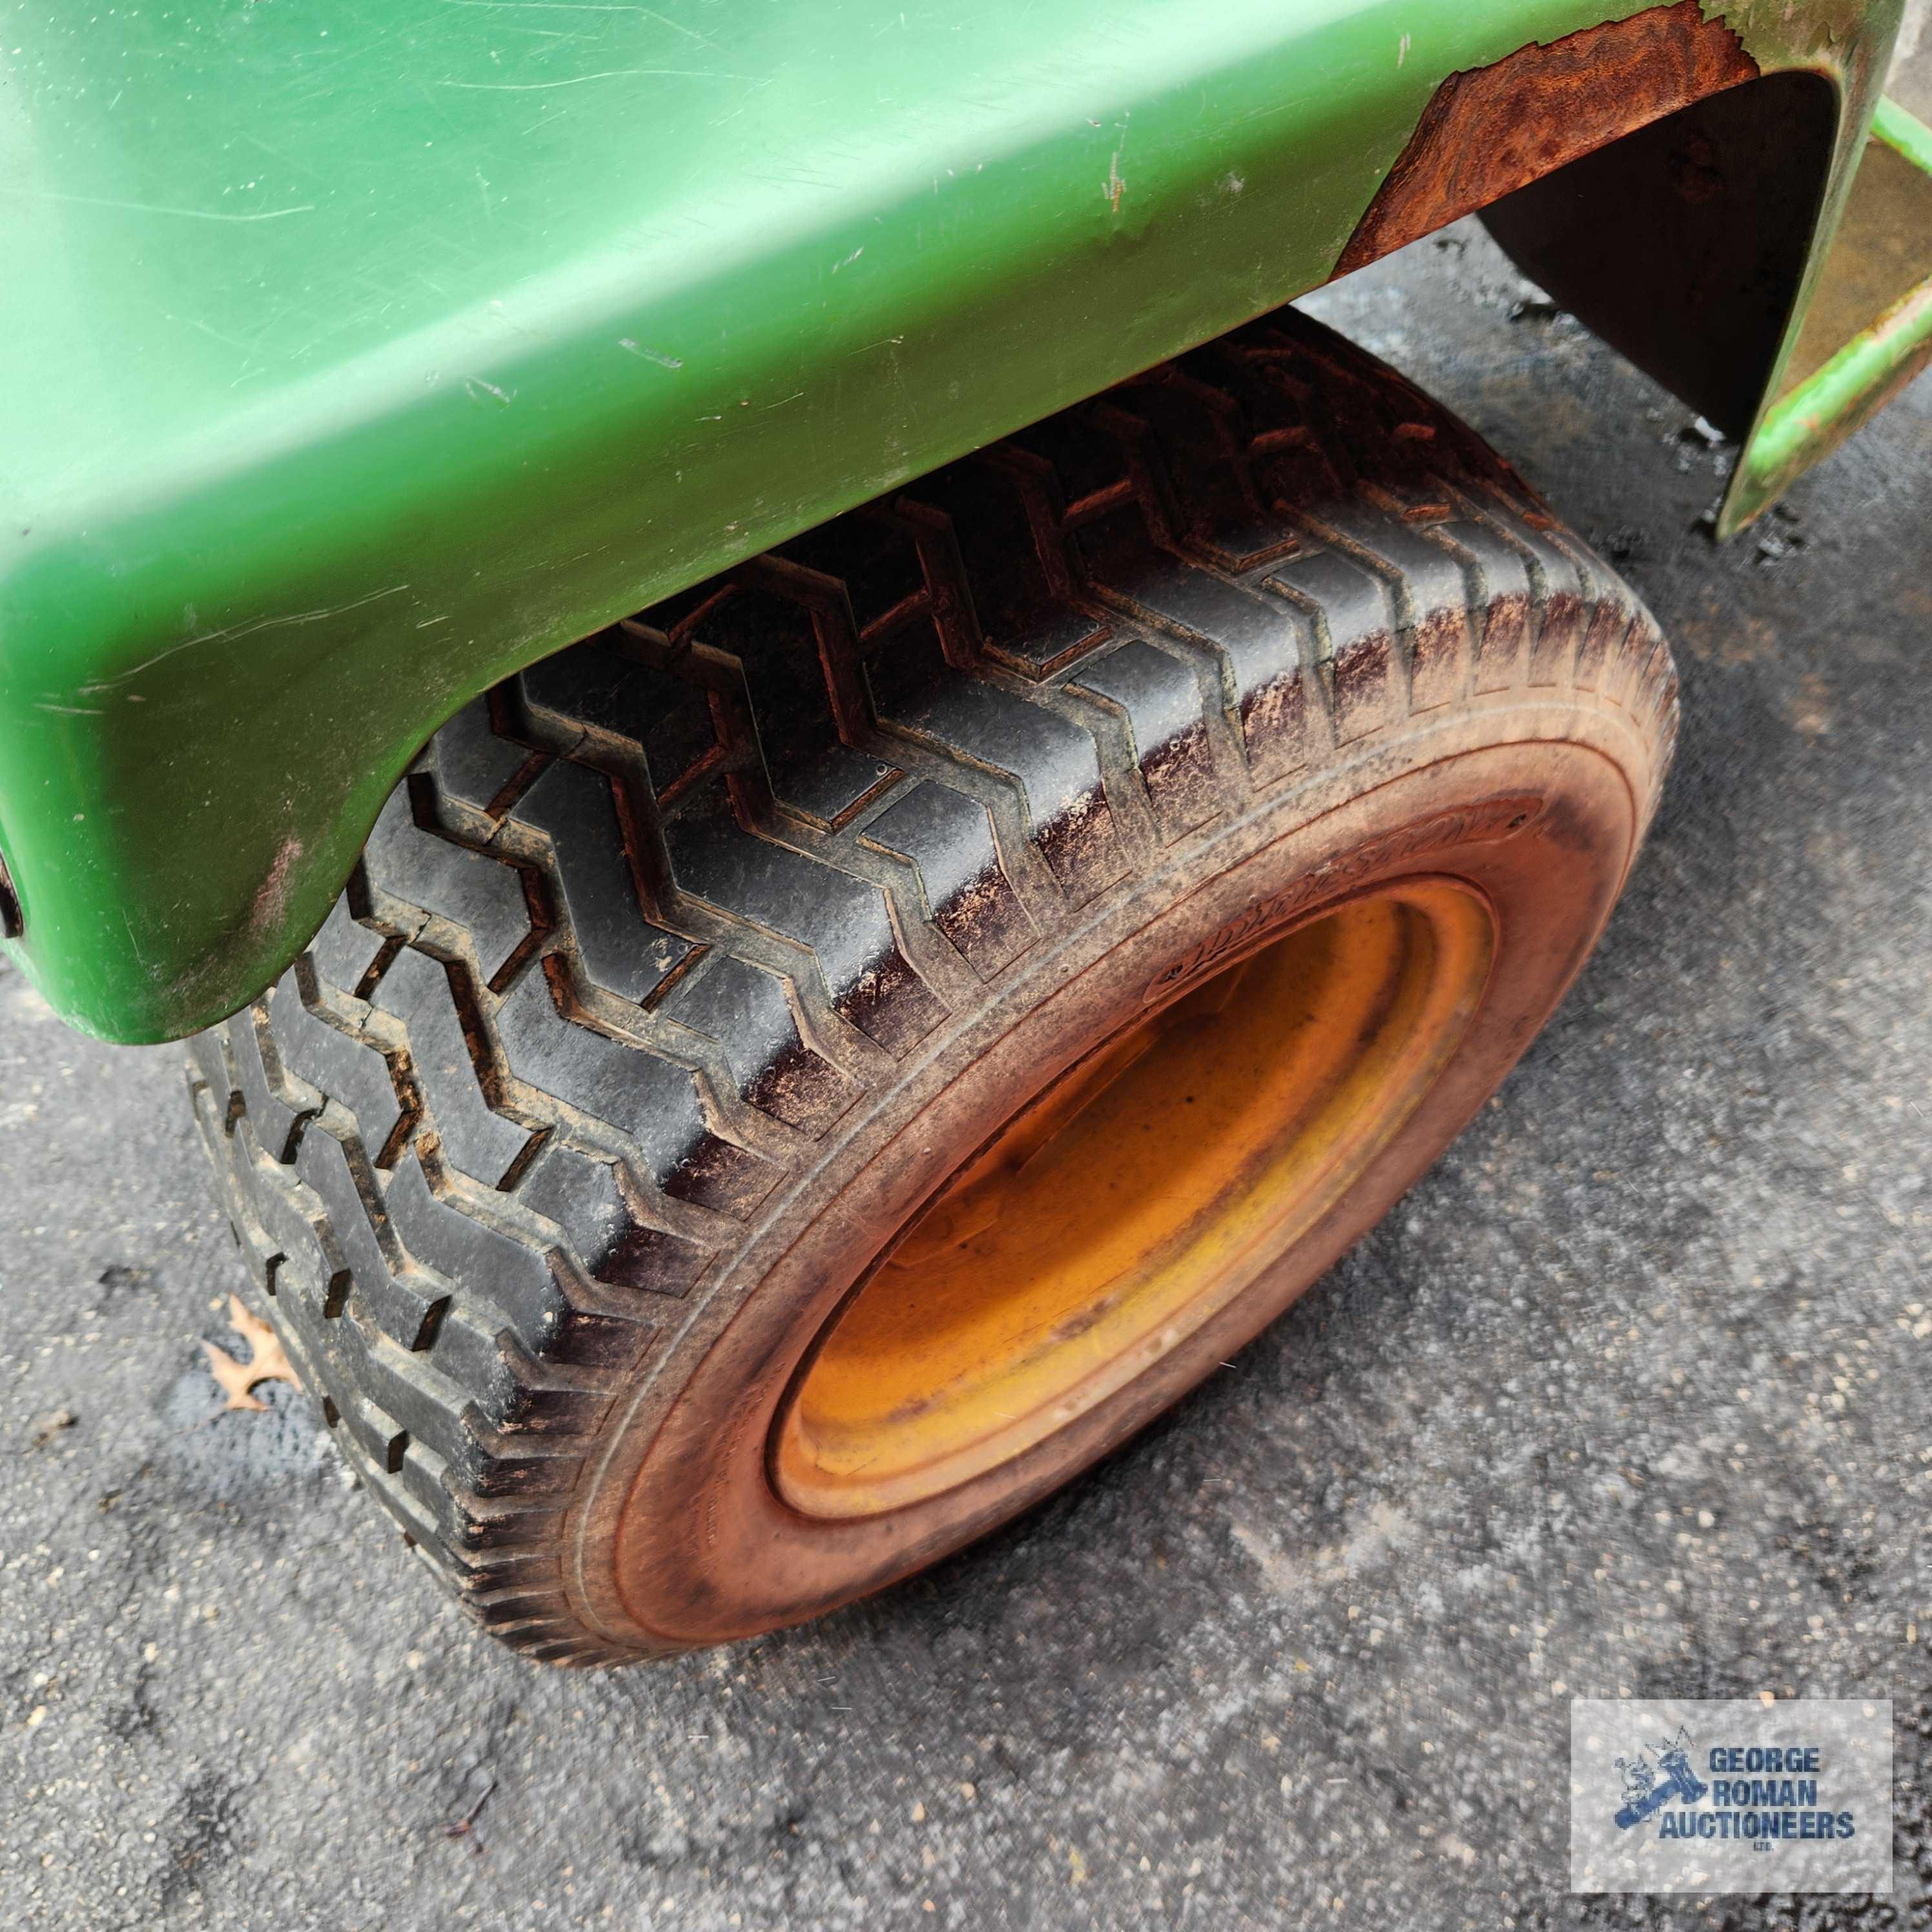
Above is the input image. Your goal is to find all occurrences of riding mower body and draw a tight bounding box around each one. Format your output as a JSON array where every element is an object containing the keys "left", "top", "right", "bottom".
[{"left": 2, "top": 0, "right": 1927, "bottom": 1660}]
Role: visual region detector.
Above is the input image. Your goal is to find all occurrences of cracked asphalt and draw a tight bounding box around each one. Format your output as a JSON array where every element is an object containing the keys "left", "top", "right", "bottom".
[{"left": 3, "top": 198, "right": 1931, "bottom": 1928}]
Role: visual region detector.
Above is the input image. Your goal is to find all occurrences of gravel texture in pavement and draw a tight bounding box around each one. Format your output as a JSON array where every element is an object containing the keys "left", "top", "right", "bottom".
[{"left": 1, "top": 211, "right": 1928, "bottom": 1930}]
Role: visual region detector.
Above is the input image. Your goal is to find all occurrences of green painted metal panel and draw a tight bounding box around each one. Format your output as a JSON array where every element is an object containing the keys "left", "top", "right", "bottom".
[
  {"left": 0, "top": 0, "right": 1901, "bottom": 1040},
  {"left": 1724, "top": 97, "right": 1932, "bottom": 531}
]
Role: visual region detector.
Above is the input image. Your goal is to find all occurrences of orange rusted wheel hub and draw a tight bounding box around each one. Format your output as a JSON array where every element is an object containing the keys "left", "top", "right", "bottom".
[{"left": 774, "top": 881, "right": 1493, "bottom": 1518}]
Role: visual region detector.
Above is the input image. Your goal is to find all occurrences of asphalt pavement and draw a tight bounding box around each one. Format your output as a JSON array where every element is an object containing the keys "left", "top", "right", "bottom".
[{"left": 1, "top": 199, "right": 1929, "bottom": 1929}]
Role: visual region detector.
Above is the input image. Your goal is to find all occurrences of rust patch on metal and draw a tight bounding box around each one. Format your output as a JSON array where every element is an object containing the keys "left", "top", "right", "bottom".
[{"left": 1336, "top": 0, "right": 1760, "bottom": 276}]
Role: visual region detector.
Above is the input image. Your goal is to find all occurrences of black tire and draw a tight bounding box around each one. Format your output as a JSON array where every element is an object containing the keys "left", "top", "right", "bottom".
[{"left": 189, "top": 305, "right": 1676, "bottom": 1663}]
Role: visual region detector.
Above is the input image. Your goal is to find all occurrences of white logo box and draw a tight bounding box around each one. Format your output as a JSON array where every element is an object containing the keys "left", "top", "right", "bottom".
[{"left": 1570, "top": 1698, "right": 1891, "bottom": 1895}]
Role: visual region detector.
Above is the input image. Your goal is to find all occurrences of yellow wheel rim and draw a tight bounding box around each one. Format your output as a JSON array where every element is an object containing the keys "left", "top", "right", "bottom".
[{"left": 772, "top": 878, "right": 1495, "bottom": 1519}]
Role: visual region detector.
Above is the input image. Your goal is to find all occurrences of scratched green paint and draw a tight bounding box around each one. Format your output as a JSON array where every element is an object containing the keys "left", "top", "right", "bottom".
[
  {"left": 0, "top": 0, "right": 1899, "bottom": 1040},
  {"left": 1725, "top": 98, "right": 1932, "bottom": 531}
]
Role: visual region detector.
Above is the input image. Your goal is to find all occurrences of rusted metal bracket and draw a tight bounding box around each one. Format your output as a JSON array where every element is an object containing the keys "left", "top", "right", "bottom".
[
  {"left": 1336, "top": 1, "right": 1929, "bottom": 535},
  {"left": 1337, "top": 1, "right": 1761, "bottom": 276}
]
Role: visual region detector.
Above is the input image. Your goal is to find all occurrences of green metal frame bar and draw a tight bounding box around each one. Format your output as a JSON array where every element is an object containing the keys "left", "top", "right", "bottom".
[
  {"left": 1723, "top": 98, "right": 1932, "bottom": 532},
  {"left": 0, "top": 0, "right": 1906, "bottom": 1042}
]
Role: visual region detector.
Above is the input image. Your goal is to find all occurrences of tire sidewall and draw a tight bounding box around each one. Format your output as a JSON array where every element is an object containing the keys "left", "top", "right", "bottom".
[{"left": 576, "top": 696, "right": 1651, "bottom": 1650}]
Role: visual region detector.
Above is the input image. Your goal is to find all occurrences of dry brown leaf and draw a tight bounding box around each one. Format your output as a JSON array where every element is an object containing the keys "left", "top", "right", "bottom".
[
  {"left": 202, "top": 1295, "right": 298, "bottom": 1413},
  {"left": 27, "top": 1407, "right": 76, "bottom": 1450}
]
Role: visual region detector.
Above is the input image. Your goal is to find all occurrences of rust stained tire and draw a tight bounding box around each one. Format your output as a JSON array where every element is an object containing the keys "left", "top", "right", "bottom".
[{"left": 188, "top": 305, "right": 1676, "bottom": 1663}]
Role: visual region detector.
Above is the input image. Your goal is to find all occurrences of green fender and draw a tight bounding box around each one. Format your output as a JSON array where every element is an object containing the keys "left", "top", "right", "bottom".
[{"left": 0, "top": 0, "right": 1905, "bottom": 1040}]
